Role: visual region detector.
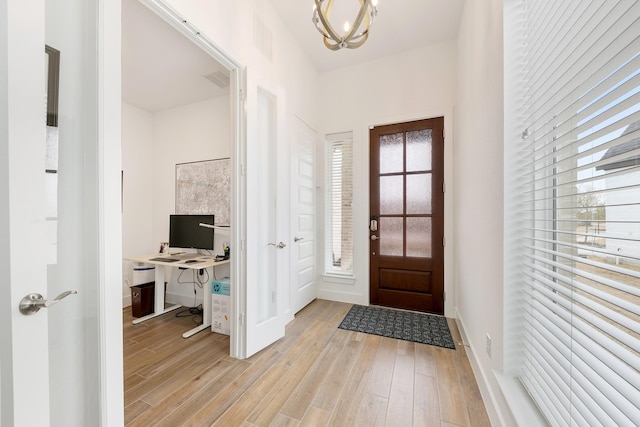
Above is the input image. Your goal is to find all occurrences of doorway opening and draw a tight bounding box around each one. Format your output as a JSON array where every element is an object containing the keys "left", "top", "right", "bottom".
[{"left": 121, "top": 0, "right": 245, "bottom": 356}]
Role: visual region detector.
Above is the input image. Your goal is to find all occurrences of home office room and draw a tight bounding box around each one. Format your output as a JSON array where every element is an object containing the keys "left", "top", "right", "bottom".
[{"left": 121, "top": 0, "right": 232, "bottom": 337}]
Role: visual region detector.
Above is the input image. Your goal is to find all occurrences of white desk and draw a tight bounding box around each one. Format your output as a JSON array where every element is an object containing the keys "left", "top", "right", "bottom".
[{"left": 126, "top": 253, "right": 230, "bottom": 338}]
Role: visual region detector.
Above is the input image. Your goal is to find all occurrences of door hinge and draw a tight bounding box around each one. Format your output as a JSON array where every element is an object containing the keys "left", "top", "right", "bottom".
[
  {"left": 443, "top": 290, "right": 446, "bottom": 302},
  {"left": 240, "top": 313, "right": 245, "bottom": 325},
  {"left": 443, "top": 182, "right": 446, "bottom": 193},
  {"left": 443, "top": 236, "right": 446, "bottom": 247},
  {"left": 241, "top": 239, "right": 245, "bottom": 251},
  {"left": 443, "top": 128, "right": 446, "bottom": 140},
  {"left": 241, "top": 164, "right": 246, "bottom": 176}
]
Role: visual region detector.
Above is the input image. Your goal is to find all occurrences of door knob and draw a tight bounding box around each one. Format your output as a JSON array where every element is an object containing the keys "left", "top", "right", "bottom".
[
  {"left": 268, "top": 241, "right": 287, "bottom": 249},
  {"left": 370, "top": 235, "right": 380, "bottom": 241},
  {"left": 294, "top": 236, "right": 304, "bottom": 242},
  {"left": 19, "top": 290, "right": 78, "bottom": 315}
]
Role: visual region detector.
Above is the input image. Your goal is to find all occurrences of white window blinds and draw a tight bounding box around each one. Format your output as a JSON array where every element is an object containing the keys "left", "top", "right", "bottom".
[
  {"left": 505, "top": 1, "right": 640, "bottom": 426},
  {"left": 325, "top": 132, "right": 353, "bottom": 276}
]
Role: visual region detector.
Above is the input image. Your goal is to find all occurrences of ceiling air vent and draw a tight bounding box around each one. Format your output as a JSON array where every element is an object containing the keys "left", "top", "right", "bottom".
[{"left": 203, "top": 70, "right": 230, "bottom": 88}]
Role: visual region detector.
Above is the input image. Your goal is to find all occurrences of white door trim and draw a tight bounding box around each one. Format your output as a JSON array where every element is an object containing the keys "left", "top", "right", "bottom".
[
  {"left": 137, "top": 0, "right": 246, "bottom": 358},
  {"left": 101, "top": 1, "right": 126, "bottom": 424}
]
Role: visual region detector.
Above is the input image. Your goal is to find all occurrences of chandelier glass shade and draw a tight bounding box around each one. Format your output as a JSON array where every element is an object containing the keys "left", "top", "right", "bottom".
[{"left": 312, "top": 0, "right": 378, "bottom": 50}]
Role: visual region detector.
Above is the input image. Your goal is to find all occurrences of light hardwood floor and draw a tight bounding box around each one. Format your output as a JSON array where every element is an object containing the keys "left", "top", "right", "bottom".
[{"left": 124, "top": 299, "right": 491, "bottom": 427}]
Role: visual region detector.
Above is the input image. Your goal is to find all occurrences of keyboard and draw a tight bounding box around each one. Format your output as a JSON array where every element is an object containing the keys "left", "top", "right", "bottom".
[{"left": 148, "top": 257, "right": 179, "bottom": 262}]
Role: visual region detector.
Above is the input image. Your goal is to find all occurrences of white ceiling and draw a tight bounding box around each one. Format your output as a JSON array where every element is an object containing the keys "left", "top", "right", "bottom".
[
  {"left": 121, "top": 0, "right": 229, "bottom": 113},
  {"left": 269, "top": 0, "right": 465, "bottom": 72},
  {"left": 122, "top": 0, "right": 465, "bottom": 112}
]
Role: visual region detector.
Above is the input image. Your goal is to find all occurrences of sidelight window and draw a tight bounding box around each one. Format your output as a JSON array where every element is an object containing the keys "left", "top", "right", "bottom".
[{"left": 325, "top": 132, "right": 353, "bottom": 276}]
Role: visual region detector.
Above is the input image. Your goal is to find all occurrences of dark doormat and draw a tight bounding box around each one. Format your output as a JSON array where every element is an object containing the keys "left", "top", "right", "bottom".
[{"left": 338, "top": 304, "right": 456, "bottom": 349}]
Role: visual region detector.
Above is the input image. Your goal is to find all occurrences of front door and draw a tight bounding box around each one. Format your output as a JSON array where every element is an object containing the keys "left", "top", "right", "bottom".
[
  {"left": 0, "top": 0, "right": 122, "bottom": 425},
  {"left": 369, "top": 118, "right": 445, "bottom": 314}
]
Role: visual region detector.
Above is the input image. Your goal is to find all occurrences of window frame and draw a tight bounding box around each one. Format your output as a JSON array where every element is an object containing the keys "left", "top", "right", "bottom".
[{"left": 324, "top": 131, "right": 354, "bottom": 278}]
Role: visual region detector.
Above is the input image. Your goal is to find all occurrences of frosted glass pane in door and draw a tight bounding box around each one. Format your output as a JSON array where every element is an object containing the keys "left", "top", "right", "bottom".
[
  {"left": 406, "top": 174, "right": 431, "bottom": 214},
  {"left": 379, "top": 132, "right": 403, "bottom": 174},
  {"left": 257, "top": 88, "right": 277, "bottom": 322},
  {"left": 407, "top": 217, "right": 432, "bottom": 258},
  {"left": 380, "top": 175, "right": 403, "bottom": 215},
  {"left": 380, "top": 217, "right": 403, "bottom": 256},
  {"left": 46, "top": 0, "right": 101, "bottom": 424},
  {"left": 406, "top": 129, "right": 432, "bottom": 171}
]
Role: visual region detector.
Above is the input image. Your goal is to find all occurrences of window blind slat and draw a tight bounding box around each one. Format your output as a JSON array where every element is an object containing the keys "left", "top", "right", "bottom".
[
  {"left": 522, "top": 266, "right": 640, "bottom": 350},
  {"left": 506, "top": 2, "right": 640, "bottom": 424}
]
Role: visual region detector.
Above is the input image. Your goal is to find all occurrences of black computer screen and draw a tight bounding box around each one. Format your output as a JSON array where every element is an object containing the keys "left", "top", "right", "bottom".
[{"left": 169, "top": 214, "right": 215, "bottom": 250}]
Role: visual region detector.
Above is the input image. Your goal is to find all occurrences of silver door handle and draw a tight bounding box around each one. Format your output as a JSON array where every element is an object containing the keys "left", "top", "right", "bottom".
[
  {"left": 19, "top": 290, "right": 78, "bottom": 315},
  {"left": 370, "top": 235, "right": 380, "bottom": 240},
  {"left": 294, "top": 236, "right": 304, "bottom": 242},
  {"left": 268, "top": 241, "right": 287, "bottom": 249}
]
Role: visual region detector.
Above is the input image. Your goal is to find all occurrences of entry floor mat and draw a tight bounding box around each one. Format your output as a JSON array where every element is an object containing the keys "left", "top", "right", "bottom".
[{"left": 338, "top": 304, "right": 456, "bottom": 349}]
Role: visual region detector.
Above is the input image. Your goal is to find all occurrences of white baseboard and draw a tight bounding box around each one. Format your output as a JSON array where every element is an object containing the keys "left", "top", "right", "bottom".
[
  {"left": 317, "top": 288, "right": 367, "bottom": 305},
  {"left": 455, "top": 310, "right": 512, "bottom": 427}
]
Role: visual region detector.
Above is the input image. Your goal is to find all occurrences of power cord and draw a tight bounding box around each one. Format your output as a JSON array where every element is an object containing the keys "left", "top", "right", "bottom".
[{"left": 174, "top": 269, "right": 205, "bottom": 322}]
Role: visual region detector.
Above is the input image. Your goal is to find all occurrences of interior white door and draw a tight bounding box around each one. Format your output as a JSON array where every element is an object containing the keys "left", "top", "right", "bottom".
[
  {"left": 0, "top": 0, "right": 122, "bottom": 425},
  {"left": 290, "top": 117, "right": 318, "bottom": 313},
  {"left": 243, "top": 72, "right": 289, "bottom": 358}
]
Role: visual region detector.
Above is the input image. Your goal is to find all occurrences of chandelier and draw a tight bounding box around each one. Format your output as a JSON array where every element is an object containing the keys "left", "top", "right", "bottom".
[{"left": 312, "top": 0, "right": 378, "bottom": 50}]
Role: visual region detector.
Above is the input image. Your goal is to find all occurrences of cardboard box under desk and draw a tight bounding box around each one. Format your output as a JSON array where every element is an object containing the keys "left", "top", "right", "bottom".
[{"left": 211, "top": 277, "right": 230, "bottom": 335}]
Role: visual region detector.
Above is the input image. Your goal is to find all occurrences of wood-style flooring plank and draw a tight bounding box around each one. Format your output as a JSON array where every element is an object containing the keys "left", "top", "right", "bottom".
[
  {"left": 150, "top": 359, "right": 251, "bottom": 427},
  {"left": 415, "top": 342, "right": 437, "bottom": 377},
  {"left": 246, "top": 321, "right": 339, "bottom": 426},
  {"left": 279, "top": 327, "right": 351, "bottom": 420},
  {"left": 300, "top": 406, "right": 331, "bottom": 426},
  {"left": 185, "top": 349, "right": 283, "bottom": 426},
  {"left": 328, "top": 333, "right": 380, "bottom": 426},
  {"left": 127, "top": 358, "right": 237, "bottom": 426},
  {"left": 434, "top": 347, "right": 470, "bottom": 427},
  {"left": 310, "top": 330, "right": 363, "bottom": 412},
  {"left": 366, "top": 336, "right": 399, "bottom": 398},
  {"left": 137, "top": 344, "right": 228, "bottom": 406},
  {"left": 386, "top": 340, "right": 416, "bottom": 426},
  {"left": 453, "top": 346, "right": 491, "bottom": 427},
  {"left": 123, "top": 301, "right": 490, "bottom": 427},
  {"left": 414, "top": 373, "right": 441, "bottom": 427},
  {"left": 355, "top": 392, "right": 388, "bottom": 427},
  {"left": 123, "top": 399, "right": 150, "bottom": 426}
]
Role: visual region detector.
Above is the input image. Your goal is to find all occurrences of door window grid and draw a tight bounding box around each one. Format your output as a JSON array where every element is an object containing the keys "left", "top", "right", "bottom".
[{"left": 378, "top": 130, "right": 433, "bottom": 258}]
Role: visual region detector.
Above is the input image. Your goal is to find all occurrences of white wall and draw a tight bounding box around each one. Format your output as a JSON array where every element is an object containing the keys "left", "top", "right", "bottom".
[
  {"left": 315, "top": 41, "right": 458, "bottom": 315},
  {"left": 160, "top": 0, "right": 320, "bottom": 318},
  {"left": 454, "top": 0, "right": 515, "bottom": 425},
  {"left": 151, "top": 97, "right": 231, "bottom": 245},
  {"left": 152, "top": 96, "right": 231, "bottom": 306},
  {"left": 121, "top": 103, "right": 154, "bottom": 305},
  {"left": 164, "top": 0, "right": 318, "bottom": 128},
  {"left": 121, "top": 96, "right": 231, "bottom": 307}
]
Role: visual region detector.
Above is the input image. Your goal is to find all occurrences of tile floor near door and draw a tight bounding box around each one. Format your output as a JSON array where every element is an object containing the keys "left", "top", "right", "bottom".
[{"left": 124, "top": 299, "right": 491, "bottom": 427}]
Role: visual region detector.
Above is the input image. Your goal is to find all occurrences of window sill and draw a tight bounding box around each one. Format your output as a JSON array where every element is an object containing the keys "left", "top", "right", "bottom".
[
  {"left": 322, "top": 273, "right": 356, "bottom": 285},
  {"left": 494, "top": 372, "right": 547, "bottom": 427}
]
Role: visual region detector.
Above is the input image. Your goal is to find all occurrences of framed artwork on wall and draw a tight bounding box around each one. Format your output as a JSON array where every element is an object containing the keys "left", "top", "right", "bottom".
[{"left": 175, "top": 158, "right": 230, "bottom": 225}]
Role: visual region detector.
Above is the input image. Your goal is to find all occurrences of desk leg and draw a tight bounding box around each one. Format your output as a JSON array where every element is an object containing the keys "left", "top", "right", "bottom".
[
  {"left": 132, "top": 264, "right": 181, "bottom": 325},
  {"left": 182, "top": 269, "right": 212, "bottom": 338}
]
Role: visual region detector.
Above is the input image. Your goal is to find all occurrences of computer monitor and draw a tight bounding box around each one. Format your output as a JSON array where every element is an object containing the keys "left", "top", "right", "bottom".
[{"left": 169, "top": 214, "right": 215, "bottom": 250}]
